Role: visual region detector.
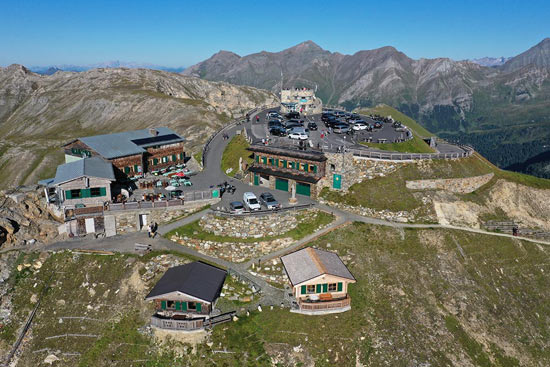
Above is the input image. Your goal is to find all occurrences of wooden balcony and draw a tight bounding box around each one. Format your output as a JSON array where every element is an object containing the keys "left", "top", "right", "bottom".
[
  {"left": 150, "top": 314, "right": 205, "bottom": 331},
  {"left": 298, "top": 295, "right": 351, "bottom": 311}
]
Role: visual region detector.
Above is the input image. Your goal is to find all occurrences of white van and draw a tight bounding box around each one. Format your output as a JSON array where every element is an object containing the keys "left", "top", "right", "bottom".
[{"left": 243, "top": 192, "right": 261, "bottom": 211}]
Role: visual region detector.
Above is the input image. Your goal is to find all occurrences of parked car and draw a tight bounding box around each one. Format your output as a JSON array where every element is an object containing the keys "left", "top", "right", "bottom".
[
  {"left": 346, "top": 114, "right": 361, "bottom": 122},
  {"left": 321, "top": 113, "right": 334, "bottom": 122},
  {"left": 348, "top": 118, "right": 364, "bottom": 124},
  {"left": 288, "top": 131, "right": 309, "bottom": 140},
  {"left": 270, "top": 126, "right": 288, "bottom": 136},
  {"left": 259, "top": 192, "right": 280, "bottom": 209},
  {"left": 333, "top": 123, "right": 350, "bottom": 134},
  {"left": 284, "top": 121, "right": 302, "bottom": 131},
  {"left": 243, "top": 192, "right": 261, "bottom": 211},
  {"left": 268, "top": 120, "right": 283, "bottom": 129},
  {"left": 267, "top": 111, "right": 279, "bottom": 118},
  {"left": 325, "top": 117, "right": 340, "bottom": 128},
  {"left": 307, "top": 122, "right": 318, "bottom": 130},
  {"left": 285, "top": 111, "right": 300, "bottom": 119},
  {"left": 229, "top": 201, "right": 245, "bottom": 214},
  {"left": 373, "top": 121, "right": 383, "bottom": 129},
  {"left": 352, "top": 122, "right": 368, "bottom": 131}
]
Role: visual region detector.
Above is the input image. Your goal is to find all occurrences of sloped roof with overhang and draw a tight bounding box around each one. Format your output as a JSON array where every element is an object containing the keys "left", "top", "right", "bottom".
[
  {"left": 247, "top": 144, "right": 327, "bottom": 162},
  {"left": 67, "top": 127, "right": 185, "bottom": 159},
  {"left": 51, "top": 157, "right": 115, "bottom": 186},
  {"left": 281, "top": 247, "right": 355, "bottom": 286},
  {"left": 145, "top": 262, "right": 227, "bottom": 303}
]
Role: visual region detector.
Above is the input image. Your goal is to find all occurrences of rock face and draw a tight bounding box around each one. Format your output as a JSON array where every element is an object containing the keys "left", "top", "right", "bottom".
[
  {"left": 0, "top": 188, "right": 63, "bottom": 248},
  {"left": 0, "top": 66, "right": 277, "bottom": 188}
]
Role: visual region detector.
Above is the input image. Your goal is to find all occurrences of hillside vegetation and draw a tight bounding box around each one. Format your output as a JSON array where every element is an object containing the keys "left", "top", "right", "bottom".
[{"left": 3, "top": 222, "right": 550, "bottom": 366}]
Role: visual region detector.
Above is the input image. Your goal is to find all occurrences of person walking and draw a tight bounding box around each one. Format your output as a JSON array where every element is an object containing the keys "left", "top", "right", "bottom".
[{"left": 146, "top": 224, "right": 151, "bottom": 238}]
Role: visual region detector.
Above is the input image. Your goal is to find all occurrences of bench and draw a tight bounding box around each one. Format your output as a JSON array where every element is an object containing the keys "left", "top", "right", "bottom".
[{"left": 134, "top": 243, "right": 152, "bottom": 254}]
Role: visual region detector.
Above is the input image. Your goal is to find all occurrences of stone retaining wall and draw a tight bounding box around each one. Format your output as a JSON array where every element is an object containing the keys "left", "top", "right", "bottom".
[{"left": 406, "top": 173, "right": 494, "bottom": 194}]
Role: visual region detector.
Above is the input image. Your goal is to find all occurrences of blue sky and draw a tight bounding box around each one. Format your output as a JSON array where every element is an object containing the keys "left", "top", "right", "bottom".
[{"left": 1, "top": 0, "right": 548, "bottom": 67}]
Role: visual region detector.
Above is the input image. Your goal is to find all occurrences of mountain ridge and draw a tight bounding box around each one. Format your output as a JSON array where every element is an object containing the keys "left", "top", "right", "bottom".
[{"left": 183, "top": 38, "right": 550, "bottom": 178}]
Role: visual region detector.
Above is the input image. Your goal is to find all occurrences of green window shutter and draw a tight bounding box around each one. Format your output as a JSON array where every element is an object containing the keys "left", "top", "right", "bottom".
[
  {"left": 172, "top": 154, "right": 177, "bottom": 162},
  {"left": 255, "top": 155, "right": 259, "bottom": 163},
  {"left": 99, "top": 187, "right": 106, "bottom": 196},
  {"left": 301, "top": 285, "right": 307, "bottom": 295},
  {"left": 124, "top": 166, "right": 130, "bottom": 174},
  {"left": 196, "top": 303, "right": 202, "bottom": 312},
  {"left": 175, "top": 301, "right": 181, "bottom": 311},
  {"left": 81, "top": 189, "right": 91, "bottom": 198},
  {"left": 275, "top": 158, "right": 279, "bottom": 167},
  {"left": 289, "top": 162, "right": 295, "bottom": 169},
  {"left": 323, "top": 283, "right": 328, "bottom": 293},
  {"left": 161, "top": 301, "right": 167, "bottom": 310},
  {"left": 179, "top": 152, "right": 184, "bottom": 159},
  {"left": 304, "top": 163, "right": 309, "bottom": 172},
  {"left": 262, "top": 157, "right": 267, "bottom": 164},
  {"left": 337, "top": 282, "right": 343, "bottom": 292},
  {"left": 134, "top": 165, "right": 138, "bottom": 172},
  {"left": 282, "top": 160, "right": 287, "bottom": 168},
  {"left": 65, "top": 190, "right": 72, "bottom": 199},
  {"left": 313, "top": 165, "right": 318, "bottom": 173},
  {"left": 316, "top": 284, "right": 322, "bottom": 293},
  {"left": 153, "top": 158, "right": 159, "bottom": 165},
  {"left": 182, "top": 302, "right": 187, "bottom": 311}
]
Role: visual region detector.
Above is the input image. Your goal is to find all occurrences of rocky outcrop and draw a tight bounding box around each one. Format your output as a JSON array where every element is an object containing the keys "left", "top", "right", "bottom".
[
  {"left": 0, "top": 188, "right": 64, "bottom": 248},
  {"left": 406, "top": 173, "right": 494, "bottom": 194}
]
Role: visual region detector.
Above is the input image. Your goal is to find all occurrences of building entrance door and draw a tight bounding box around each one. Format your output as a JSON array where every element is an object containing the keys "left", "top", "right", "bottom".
[
  {"left": 333, "top": 174, "right": 342, "bottom": 189},
  {"left": 275, "top": 178, "right": 289, "bottom": 192},
  {"left": 296, "top": 182, "right": 311, "bottom": 197}
]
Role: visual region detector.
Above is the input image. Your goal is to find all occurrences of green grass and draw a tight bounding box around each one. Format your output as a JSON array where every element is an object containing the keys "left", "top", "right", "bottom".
[
  {"left": 164, "top": 211, "right": 335, "bottom": 243},
  {"left": 360, "top": 135, "right": 434, "bottom": 153},
  {"left": 357, "top": 104, "right": 433, "bottom": 138},
  {"left": 221, "top": 134, "right": 253, "bottom": 177},
  {"left": 322, "top": 152, "right": 550, "bottom": 214},
  {"left": 193, "top": 150, "right": 203, "bottom": 166},
  {"left": 208, "top": 222, "right": 546, "bottom": 365}
]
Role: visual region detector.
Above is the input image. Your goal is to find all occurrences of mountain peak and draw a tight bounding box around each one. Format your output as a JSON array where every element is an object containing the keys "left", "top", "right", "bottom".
[
  {"left": 501, "top": 37, "right": 550, "bottom": 72},
  {"left": 287, "top": 40, "right": 324, "bottom": 52}
]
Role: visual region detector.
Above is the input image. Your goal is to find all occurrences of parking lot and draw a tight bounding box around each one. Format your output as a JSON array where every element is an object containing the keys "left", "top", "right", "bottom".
[{"left": 250, "top": 107, "right": 412, "bottom": 151}]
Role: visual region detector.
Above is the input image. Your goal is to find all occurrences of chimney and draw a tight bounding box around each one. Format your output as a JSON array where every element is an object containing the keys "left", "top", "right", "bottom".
[{"left": 149, "top": 128, "right": 159, "bottom": 136}]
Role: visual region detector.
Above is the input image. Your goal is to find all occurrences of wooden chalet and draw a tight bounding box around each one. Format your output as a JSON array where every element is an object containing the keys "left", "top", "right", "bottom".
[
  {"left": 281, "top": 247, "right": 356, "bottom": 314},
  {"left": 62, "top": 127, "right": 186, "bottom": 178},
  {"left": 145, "top": 262, "right": 228, "bottom": 331}
]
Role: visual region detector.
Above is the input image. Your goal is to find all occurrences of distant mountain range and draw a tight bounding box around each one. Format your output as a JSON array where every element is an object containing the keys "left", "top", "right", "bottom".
[
  {"left": 183, "top": 38, "right": 550, "bottom": 178},
  {"left": 469, "top": 56, "right": 511, "bottom": 67},
  {"left": 28, "top": 61, "right": 186, "bottom": 75}
]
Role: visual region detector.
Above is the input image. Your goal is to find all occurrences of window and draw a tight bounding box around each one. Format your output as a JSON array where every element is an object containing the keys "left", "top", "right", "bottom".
[
  {"left": 187, "top": 301, "right": 197, "bottom": 310},
  {"left": 172, "top": 154, "right": 177, "bottom": 162},
  {"left": 330, "top": 164, "right": 336, "bottom": 171},
  {"left": 306, "top": 285, "right": 315, "bottom": 294},
  {"left": 90, "top": 187, "right": 101, "bottom": 197},
  {"left": 69, "top": 189, "right": 82, "bottom": 199},
  {"left": 166, "top": 301, "right": 175, "bottom": 309},
  {"left": 124, "top": 166, "right": 131, "bottom": 174},
  {"left": 179, "top": 152, "right": 185, "bottom": 160},
  {"left": 328, "top": 283, "right": 337, "bottom": 292},
  {"left": 153, "top": 158, "right": 159, "bottom": 165}
]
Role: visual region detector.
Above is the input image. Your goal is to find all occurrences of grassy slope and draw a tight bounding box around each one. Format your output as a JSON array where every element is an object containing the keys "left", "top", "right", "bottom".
[
  {"left": 165, "top": 211, "right": 335, "bottom": 243},
  {"left": 209, "top": 222, "right": 550, "bottom": 366},
  {"left": 3, "top": 224, "right": 550, "bottom": 365},
  {"left": 220, "top": 134, "right": 253, "bottom": 177},
  {"left": 358, "top": 104, "right": 434, "bottom": 138},
  {"left": 321, "top": 153, "right": 550, "bottom": 213}
]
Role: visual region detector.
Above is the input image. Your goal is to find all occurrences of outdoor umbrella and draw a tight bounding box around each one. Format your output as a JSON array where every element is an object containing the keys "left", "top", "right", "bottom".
[
  {"left": 175, "top": 172, "right": 185, "bottom": 177},
  {"left": 165, "top": 185, "right": 176, "bottom": 191}
]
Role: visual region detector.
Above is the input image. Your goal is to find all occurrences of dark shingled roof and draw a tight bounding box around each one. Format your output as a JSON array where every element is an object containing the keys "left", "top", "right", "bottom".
[
  {"left": 248, "top": 165, "right": 322, "bottom": 183},
  {"left": 145, "top": 262, "right": 226, "bottom": 303},
  {"left": 281, "top": 247, "right": 355, "bottom": 286},
  {"left": 247, "top": 144, "right": 327, "bottom": 162}
]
